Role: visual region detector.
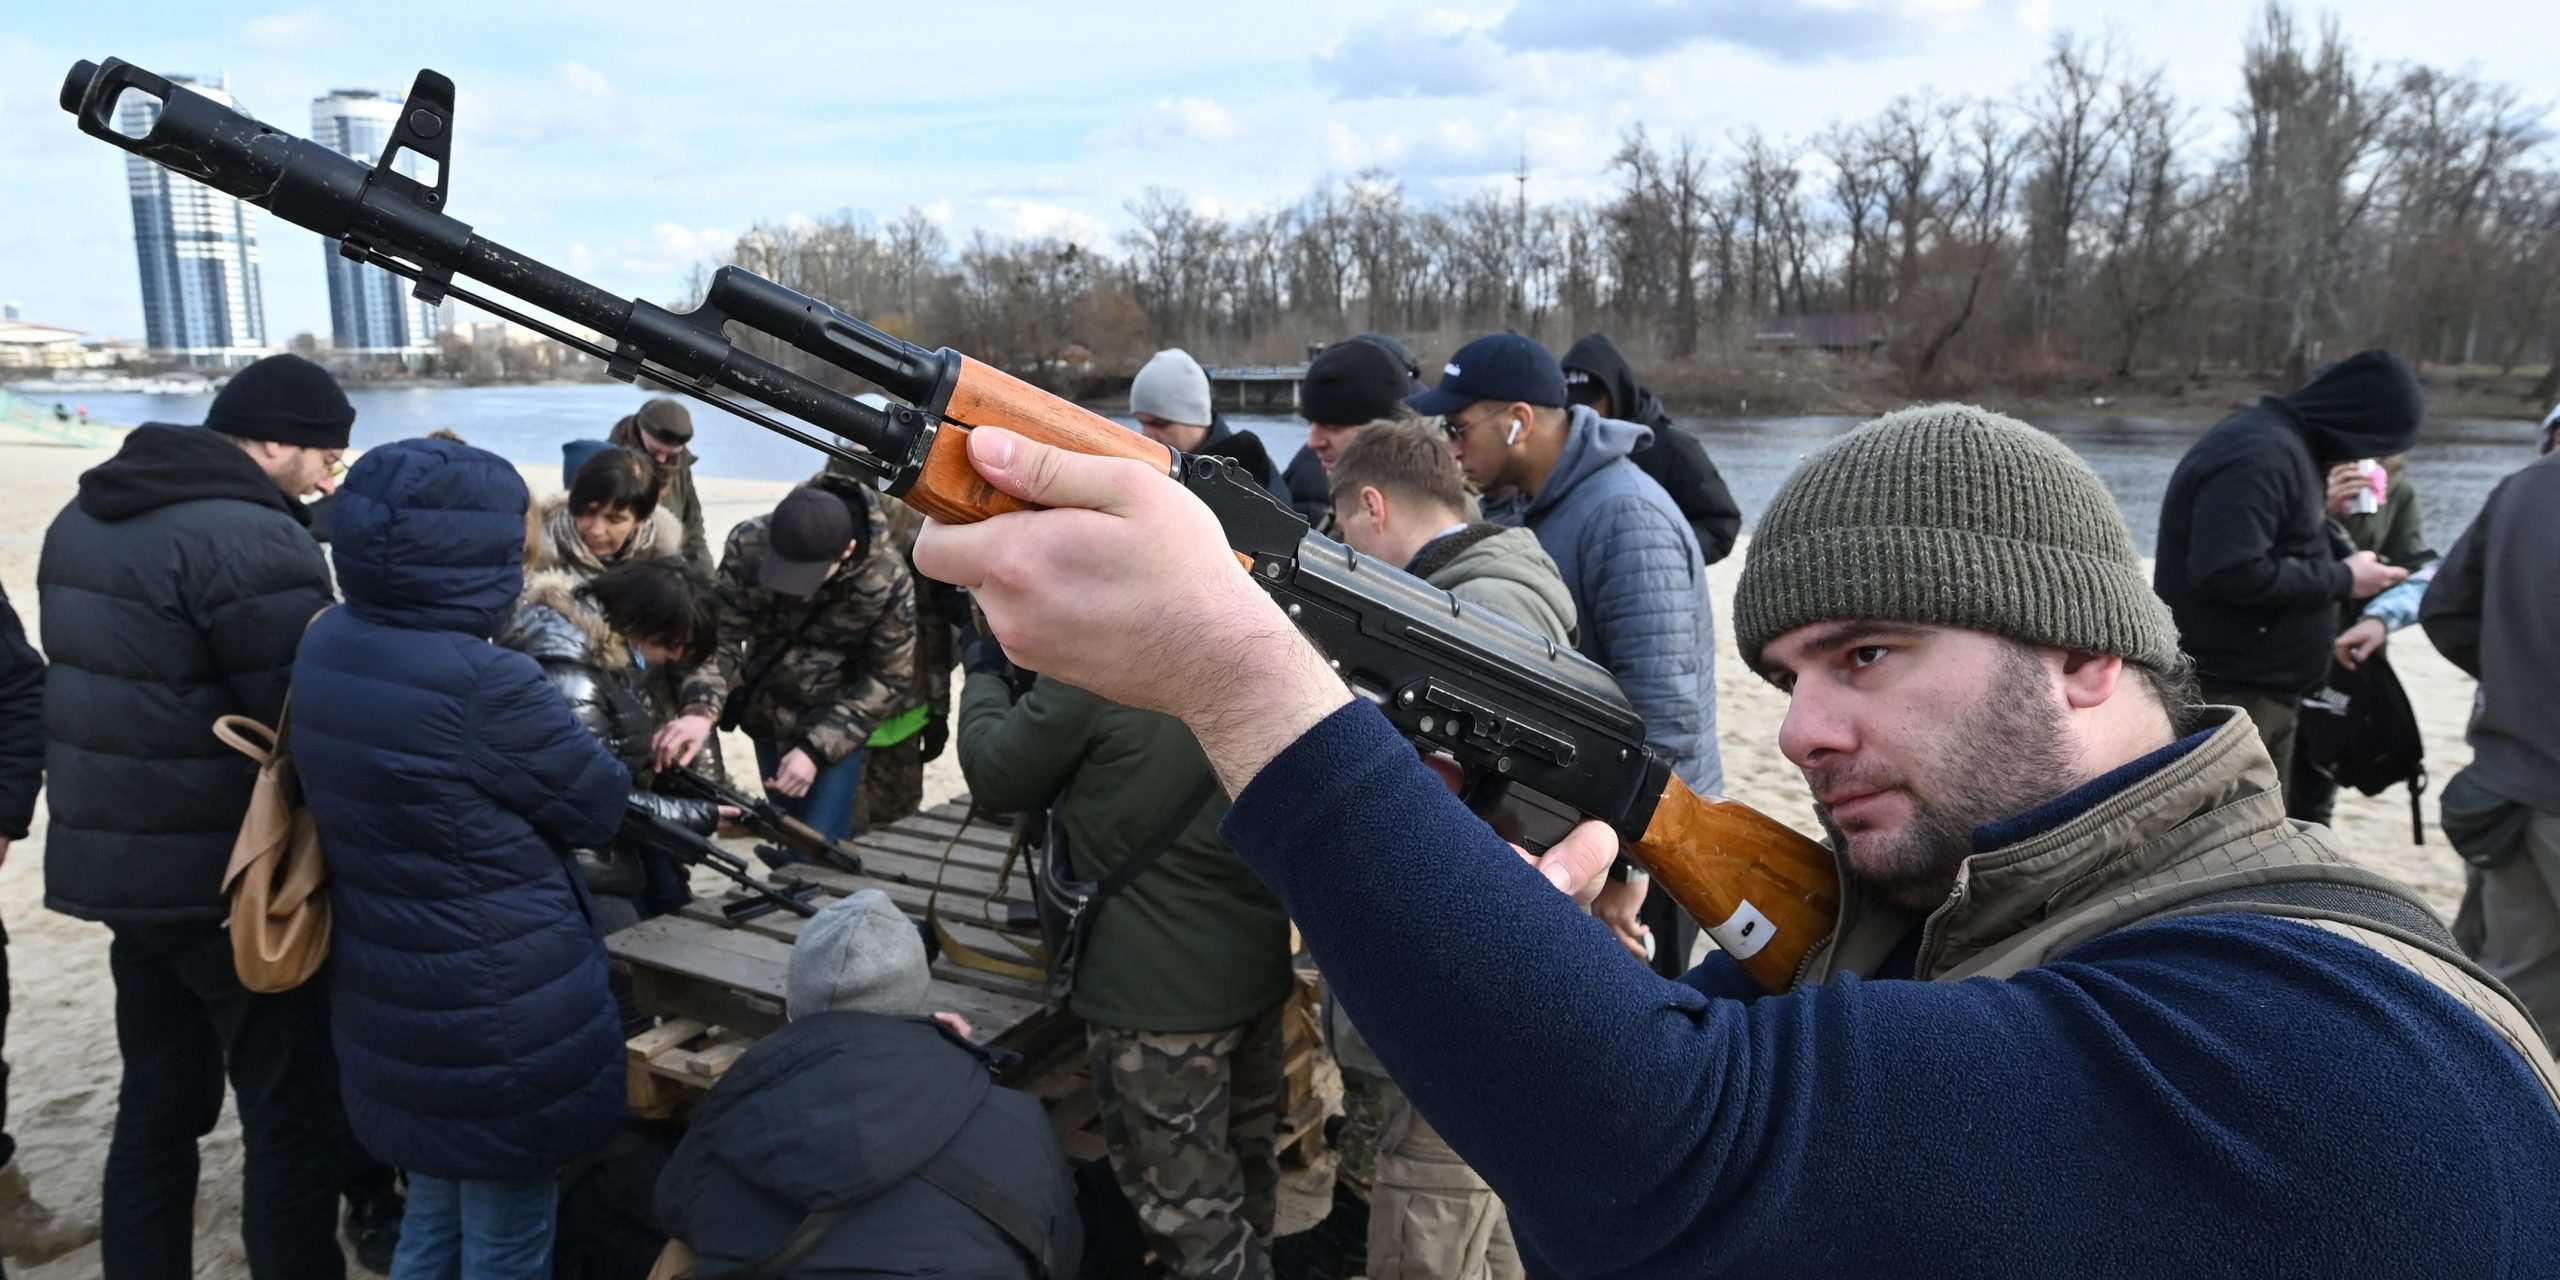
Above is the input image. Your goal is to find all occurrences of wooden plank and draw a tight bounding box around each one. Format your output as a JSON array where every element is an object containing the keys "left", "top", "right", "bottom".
[{"left": 626, "top": 1018, "right": 706, "bottom": 1062}]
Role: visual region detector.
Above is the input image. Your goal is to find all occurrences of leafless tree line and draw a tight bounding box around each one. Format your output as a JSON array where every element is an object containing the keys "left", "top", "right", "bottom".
[{"left": 701, "top": 4, "right": 2560, "bottom": 400}]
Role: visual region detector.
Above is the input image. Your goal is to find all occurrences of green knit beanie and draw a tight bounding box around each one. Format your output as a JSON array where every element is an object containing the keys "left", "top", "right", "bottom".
[{"left": 1732, "top": 403, "right": 2181, "bottom": 678}]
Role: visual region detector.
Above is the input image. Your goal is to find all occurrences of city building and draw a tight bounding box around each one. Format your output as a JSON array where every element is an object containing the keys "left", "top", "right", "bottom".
[
  {"left": 312, "top": 89, "right": 444, "bottom": 366},
  {"left": 0, "top": 321, "right": 100, "bottom": 370},
  {"left": 122, "top": 75, "right": 269, "bottom": 367}
]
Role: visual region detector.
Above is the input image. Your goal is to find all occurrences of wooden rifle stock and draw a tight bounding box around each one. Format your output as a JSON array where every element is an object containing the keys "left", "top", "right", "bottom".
[
  {"left": 905, "top": 355, "right": 1178, "bottom": 526},
  {"left": 1629, "top": 776, "right": 1838, "bottom": 991}
]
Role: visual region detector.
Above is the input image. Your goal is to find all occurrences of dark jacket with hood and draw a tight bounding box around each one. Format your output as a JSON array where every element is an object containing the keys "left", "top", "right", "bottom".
[
  {"left": 36, "top": 424, "right": 335, "bottom": 922},
  {"left": 2155, "top": 351, "right": 2423, "bottom": 695},
  {"left": 0, "top": 588, "right": 43, "bottom": 843},
  {"left": 657, "top": 1011, "right": 1081, "bottom": 1278},
  {"left": 1561, "top": 334, "right": 1744, "bottom": 565},
  {"left": 293, "top": 439, "right": 631, "bottom": 1180},
  {"left": 497, "top": 571, "right": 719, "bottom": 909}
]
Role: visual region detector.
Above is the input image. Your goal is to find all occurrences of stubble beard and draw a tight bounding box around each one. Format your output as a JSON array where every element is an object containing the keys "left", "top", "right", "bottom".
[{"left": 1812, "top": 645, "right": 2081, "bottom": 913}]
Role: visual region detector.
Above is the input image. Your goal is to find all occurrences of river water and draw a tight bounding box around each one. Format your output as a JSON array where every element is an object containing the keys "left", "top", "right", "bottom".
[{"left": 32, "top": 383, "right": 2547, "bottom": 548}]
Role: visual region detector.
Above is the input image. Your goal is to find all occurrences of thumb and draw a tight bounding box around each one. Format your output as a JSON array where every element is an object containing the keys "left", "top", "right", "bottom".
[
  {"left": 966, "top": 426, "right": 1161, "bottom": 516},
  {"left": 1529, "top": 819, "right": 1622, "bottom": 898}
]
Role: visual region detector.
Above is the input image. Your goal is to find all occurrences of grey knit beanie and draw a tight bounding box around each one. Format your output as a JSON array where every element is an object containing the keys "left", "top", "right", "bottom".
[
  {"left": 785, "top": 890, "right": 932, "bottom": 1020},
  {"left": 1732, "top": 403, "right": 2180, "bottom": 677},
  {"left": 1130, "top": 349, "right": 1213, "bottom": 427}
]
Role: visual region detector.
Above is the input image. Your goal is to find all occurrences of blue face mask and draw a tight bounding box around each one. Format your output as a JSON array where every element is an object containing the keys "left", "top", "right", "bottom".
[{"left": 631, "top": 648, "right": 649, "bottom": 671}]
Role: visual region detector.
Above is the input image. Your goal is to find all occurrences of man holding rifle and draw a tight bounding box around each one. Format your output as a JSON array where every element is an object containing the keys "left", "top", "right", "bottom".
[{"left": 917, "top": 405, "right": 2560, "bottom": 1277}]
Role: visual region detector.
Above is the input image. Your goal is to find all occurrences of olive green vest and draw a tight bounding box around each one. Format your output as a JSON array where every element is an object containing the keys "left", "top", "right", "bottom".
[{"left": 1793, "top": 709, "right": 2560, "bottom": 1105}]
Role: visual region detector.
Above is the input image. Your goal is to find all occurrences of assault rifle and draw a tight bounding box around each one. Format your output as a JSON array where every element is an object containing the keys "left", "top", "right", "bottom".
[
  {"left": 63, "top": 58, "right": 1840, "bottom": 990},
  {"left": 659, "top": 765, "right": 865, "bottom": 877},
  {"left": 622, "top": 800, "right": 822, "bottom": 925}
]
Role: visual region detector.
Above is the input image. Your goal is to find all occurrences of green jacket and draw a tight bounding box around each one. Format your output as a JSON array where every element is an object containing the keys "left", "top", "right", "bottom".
[
  {"left": 1408, "top": 523, "right": 1578, "bottom": 647},
  {"left": 607, "top": 415, "right": 712, "bottom": 577},
  {"left": 957, "top": 671, "right": 1293, "bottom": 1032},
  {"left": 2337, "top": 455, "right": 2432, "bottom": 569}
]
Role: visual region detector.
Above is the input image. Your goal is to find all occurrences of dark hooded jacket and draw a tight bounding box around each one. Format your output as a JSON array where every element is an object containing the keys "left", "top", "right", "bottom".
[
  {"left": 656, "top": 1011, "right": 1081, "bottom": 1278},
  {"left": 1561, "top": 334, "right": 1744, "bottom": 565},
  {"left": 0, "top": 587, "right": 43, "bottom": 842},
  {"left": 2155, "top": 351, "right": 2424, "bottom": 695},
  {"left": 293, "top": 439, "right": 631, "bottom": 1180},
  {"left": 36, "top": 425, "right": 334, "bottom": 922}
]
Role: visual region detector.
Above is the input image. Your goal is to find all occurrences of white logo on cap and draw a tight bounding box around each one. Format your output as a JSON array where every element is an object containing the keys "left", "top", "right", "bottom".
[{"left": 1444, "top": 362, "right": 1462, "bottom": 377}]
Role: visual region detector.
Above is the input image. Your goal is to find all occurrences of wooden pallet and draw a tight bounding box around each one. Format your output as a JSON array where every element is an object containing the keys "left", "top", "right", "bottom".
[{"left": 609, "top": 796, "right": 1334, "bottom": 1166}]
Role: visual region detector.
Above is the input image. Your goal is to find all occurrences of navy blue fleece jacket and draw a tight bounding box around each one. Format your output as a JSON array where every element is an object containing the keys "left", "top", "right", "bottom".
[{"left": 1225, "top": 701, "right": 2560, "bottom": 1278}]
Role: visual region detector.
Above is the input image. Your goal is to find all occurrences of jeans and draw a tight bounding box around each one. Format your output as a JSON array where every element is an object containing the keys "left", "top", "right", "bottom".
[
  {"left": 102, "top": 922, "right": 349, "bottom": 1280},
  {"left": 390, "top": 1174, "right": 557, "bottom": 1280},
  {"left": 751, "top": 739, "right": 866, "bottom": 847}
]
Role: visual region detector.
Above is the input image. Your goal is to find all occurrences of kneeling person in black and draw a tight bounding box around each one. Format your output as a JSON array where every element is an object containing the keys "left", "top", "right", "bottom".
[{"left": 657, "top": 890, "right": 1081, "bottom": 1277}]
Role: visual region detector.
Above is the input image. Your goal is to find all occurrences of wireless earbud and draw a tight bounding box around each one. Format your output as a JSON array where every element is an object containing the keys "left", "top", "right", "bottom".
[{"left": 1507, "top": 418, "right": 1524, "bottom": 446}]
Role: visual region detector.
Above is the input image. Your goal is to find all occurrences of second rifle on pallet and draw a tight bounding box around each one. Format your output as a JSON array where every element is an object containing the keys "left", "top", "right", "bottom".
[{"left": 660, "top": 766, "right": 865, "bottom": 877}]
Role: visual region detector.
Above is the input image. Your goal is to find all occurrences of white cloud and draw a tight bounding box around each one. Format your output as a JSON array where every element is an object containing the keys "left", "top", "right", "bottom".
[
  {"left": 598, "top": 223, "right": 736, "bottom": 279},
  {"left": 985, "top": 197, "right": 1111, "bottom": 247},
  {"left": 1322, "top": 119, "right": 1410, "bottom": 171},
  {"left": 920, "top": 199, "right": 955, "bottom": 226},
  {"left": 244, "top": 12, "right": 337, "bottom": 53},
  {"left": 562, "top": 62, "right": 615, "bottom": 100},
  {"left": 1089, "top": 97, "right": 1243, "bottom": 149}
]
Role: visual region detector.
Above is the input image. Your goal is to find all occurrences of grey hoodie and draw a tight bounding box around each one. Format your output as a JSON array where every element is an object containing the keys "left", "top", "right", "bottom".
[
  {"left": 1508, "top": 407, "right": 1722, "bottom": 792},
  {"left": 1408, "top": 523, "right": 1577, "bottom": 647}
]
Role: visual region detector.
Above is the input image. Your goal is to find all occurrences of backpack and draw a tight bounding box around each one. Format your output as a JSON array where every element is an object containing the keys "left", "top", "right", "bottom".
[{"left": 2297, "top": 647, "right": 2427, "bottom": 843}]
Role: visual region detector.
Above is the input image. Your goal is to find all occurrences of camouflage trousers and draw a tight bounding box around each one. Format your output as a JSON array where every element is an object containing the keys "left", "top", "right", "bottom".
[
  {"left": 855, "top": 734, "right": 925, "bottom": 834},
  {"left": 1087, "top": 1004, "right": 1285, "bottom": 1280}
]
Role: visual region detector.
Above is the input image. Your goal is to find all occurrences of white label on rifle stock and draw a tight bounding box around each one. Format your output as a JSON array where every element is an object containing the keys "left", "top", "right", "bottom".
[{"left": 1706, "top": 900, "right": 1776, "bottom": 960}]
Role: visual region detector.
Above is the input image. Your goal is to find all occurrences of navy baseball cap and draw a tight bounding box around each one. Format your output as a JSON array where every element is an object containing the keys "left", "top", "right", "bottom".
[{"left": 1406, "top": 333, "right": 1567, "bottom": 417}]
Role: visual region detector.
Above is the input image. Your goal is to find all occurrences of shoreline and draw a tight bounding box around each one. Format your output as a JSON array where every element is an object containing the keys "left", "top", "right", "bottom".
[{"left": 0, "top": 422, "right": 2498, "bottom": 1280}]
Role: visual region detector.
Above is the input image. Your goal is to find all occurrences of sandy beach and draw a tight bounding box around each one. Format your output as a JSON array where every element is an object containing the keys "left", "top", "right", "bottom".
[{"left": 0, "top": 422, "right": 2487, "bottom": 1277}]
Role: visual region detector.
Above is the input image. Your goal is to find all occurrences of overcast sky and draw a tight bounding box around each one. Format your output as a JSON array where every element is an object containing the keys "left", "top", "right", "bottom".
[{"left": 3, "top": 0, "right": 2547, "bottom": 341}]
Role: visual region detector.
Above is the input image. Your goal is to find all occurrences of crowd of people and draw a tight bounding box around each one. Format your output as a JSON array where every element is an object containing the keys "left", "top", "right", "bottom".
[{"left": 0, "top": 327, "right": 2551, "bottom": 1278}]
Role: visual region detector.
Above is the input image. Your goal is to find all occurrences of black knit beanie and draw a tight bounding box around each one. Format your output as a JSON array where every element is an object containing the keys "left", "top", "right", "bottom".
[
  {"left": 203, "top": 354, "right": 355, "bottom": 449},
  {"left": 1732, "top": 403, "right": 2181, "bottom": 677},
  {"left": 1303, "top": 339, "right": 1413, "bottom": 425}
]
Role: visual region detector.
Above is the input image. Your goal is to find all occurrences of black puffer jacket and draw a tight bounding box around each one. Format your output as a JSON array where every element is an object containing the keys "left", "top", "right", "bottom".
[
  {"left": 1561, "top": 334, "right": 1743, "bottom": 564},
  {"left": 657, "top": 1011, "right": 1081, "bottom": 1279},
  {"left": 0, "top": 587, "right": 43, "bottom": 842},
  {"left": 37, "top": 425, "right": 334, "bottom": 922},
  {"left": 497, "top": 571, "right": 717, "bottom": 906},
  {"left": 2155, "top": 351, "right": 2424, "bottom": 694}
]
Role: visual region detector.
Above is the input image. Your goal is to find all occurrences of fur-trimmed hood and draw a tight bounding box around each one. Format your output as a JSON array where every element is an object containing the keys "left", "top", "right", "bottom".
[
  {"left": 500, "top": 569, "right": 632, "bottom": 672},
  {"left": 526, "top": 490, "right": 686, "bottom": 579}
]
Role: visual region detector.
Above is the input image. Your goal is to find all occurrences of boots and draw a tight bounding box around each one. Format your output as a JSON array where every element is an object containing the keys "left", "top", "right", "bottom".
[{"left": 0, "top": 1159, "right": 98, "bottom": 1265}]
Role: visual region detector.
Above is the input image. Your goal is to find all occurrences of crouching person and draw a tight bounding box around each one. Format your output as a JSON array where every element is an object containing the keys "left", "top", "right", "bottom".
[
  {"left": 499, "top": 558, "right": 724, "bottom": 933},
  {"left": 657, "top": 891, "right": 1081, "bottom": 1277},
  {"left": 294, "top": 439, "right": 632, "bottom": 1277}
]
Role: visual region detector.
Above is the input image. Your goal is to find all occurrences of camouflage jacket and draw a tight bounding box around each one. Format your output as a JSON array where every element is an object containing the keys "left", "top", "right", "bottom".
[{"left": 681, "top": 474, "right": 916, "bottom": 765}]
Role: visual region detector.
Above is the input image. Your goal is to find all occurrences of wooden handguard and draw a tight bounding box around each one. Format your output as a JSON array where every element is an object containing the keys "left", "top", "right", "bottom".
[
  {"left": 1629, "top": 775, "right": 1839, "bottom": 991},
  {"left": 903, "top": 354, "right": 1179, "bottom": 526}
]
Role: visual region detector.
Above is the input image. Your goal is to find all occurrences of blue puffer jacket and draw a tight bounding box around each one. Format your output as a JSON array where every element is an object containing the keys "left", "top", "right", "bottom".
[
  {"left": 1504, "top": 407, "right": 1722, "bottom": 792},
  {"left": 293, "top": 439, "right": 632, "bottom": 1180}
]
